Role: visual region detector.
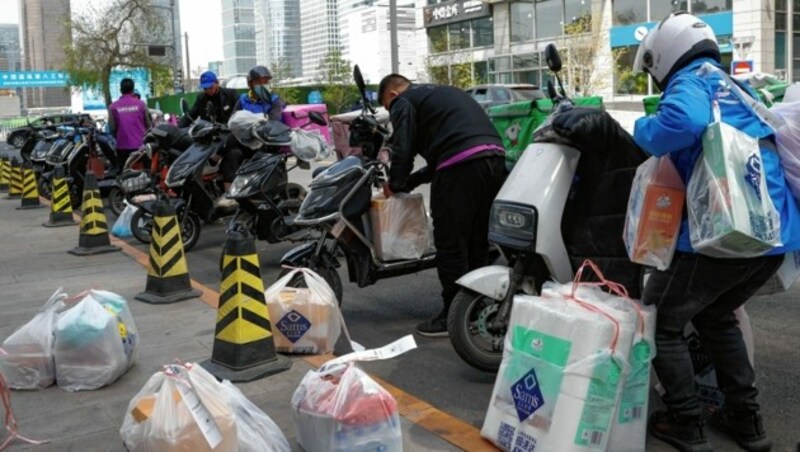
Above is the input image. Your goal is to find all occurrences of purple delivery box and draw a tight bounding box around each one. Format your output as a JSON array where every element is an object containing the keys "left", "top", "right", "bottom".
[{"left": 282, "top": 104, "right": 332, "bottom": 144}]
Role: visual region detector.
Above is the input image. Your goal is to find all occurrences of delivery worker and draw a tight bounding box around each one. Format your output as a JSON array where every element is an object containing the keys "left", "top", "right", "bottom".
[
  {"left": 378, "top": 74, "right": 506, "bottom": 337},
  {"left": 633, "top": 12, "right": 800, "bottom": 452}
]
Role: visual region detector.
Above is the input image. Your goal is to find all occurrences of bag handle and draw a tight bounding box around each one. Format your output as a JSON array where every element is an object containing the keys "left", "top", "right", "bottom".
[{"left": 0, "top": 373, "right": 49, "bottom": 450}]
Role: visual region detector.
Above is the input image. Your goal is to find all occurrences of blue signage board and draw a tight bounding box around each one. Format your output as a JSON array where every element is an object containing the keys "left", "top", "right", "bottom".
[
  {"left": 82, "top": 67, "right": 151, "bottom": 111},
  {"left": 0, "top": 71, "right": 69, "bottom": 88}
]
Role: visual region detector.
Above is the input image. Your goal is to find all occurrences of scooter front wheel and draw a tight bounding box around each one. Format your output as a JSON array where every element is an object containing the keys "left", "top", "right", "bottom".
[
  {"left": 178, "top": 209, "right": 202, "bottom": 252},
  {"left": 38, "top": 176, "right": 51, "bottom": 200},
  {"left": 448, "top": 289, "right": 505, "bottom": 372},
  {"left": 108, "top": 186, "right": 125, "bottom": 216}
]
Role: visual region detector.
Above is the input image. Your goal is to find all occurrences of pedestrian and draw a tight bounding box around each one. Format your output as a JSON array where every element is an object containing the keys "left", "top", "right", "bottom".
[
  {"left": 233, "top": 65, "right": 283, "bottom": 121},
  {"left": 378, "top": 74, "right": 506, "bottom": 337},
  {"left": 108, "top": 78, "right": 152, "bottom": 172},
  {"left": 633, "top": 12, "right": 800, "bottom": 452},
  {"left": 179, "top": 71, "right": 238, "bottom": 127}
]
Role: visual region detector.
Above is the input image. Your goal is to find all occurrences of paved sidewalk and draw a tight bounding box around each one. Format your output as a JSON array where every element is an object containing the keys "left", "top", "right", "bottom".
[{"left": 0, "top": 196, "right": 461, "bottom": 451}]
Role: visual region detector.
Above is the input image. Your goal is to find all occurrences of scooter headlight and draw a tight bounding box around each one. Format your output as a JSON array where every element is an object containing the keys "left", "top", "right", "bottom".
[
  {"left": 228, "top": 172, "right": 260, "bottom": 198},
  {"left": 489, "top": 202, "right": 537, "bottom": 249}
]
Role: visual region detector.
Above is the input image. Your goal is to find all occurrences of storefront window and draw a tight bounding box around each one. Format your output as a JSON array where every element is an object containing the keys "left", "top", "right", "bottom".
[
  {"left": 691, "top": 0, "right": 732, "bottom": 14},
  {"left": 513, "top": 53, "right": 538, "bottom": 70},
  {"left": 475, "top": 61, "right": 488, "bottom": 83},
  {"left": 564, "top": 0, "right": 591, "bottom": 30},
  {"left": 472, "top": 17, "right": 494, "bottom": 47},
  {"left": 448, "top": 23, "right": 471, "bottom": 50},
  {"left": 650, "top": 0, "right": 680, "bottom": 22},
  {"left": 429, "top": 26, "right": 448, "bottom": 53},
  {"left": 535, "top": 0, "right": 563, "bottom": 38},
  {"left": 612, "top": 0, "right": 646, "bottom": 26},
  {"left": 510, "top": 1, "right": 534, "bottom": 42}
]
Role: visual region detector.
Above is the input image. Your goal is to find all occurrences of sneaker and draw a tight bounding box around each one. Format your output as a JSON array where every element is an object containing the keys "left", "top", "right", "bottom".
[
  {"left": 648, "top": 410, "right": 713, "bottom": 452},
  {"left": 710, "top": 408, "right": 772, "bottom": 452},
  {"left": 415, "top": 315, "right": 448, "bottom": 338}
]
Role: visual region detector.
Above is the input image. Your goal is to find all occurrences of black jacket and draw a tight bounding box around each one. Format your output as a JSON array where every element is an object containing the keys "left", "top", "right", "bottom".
[
  {"left": 387, "top": 84, "right": 503, "bottom": 192},
  {"left": 179, "top": 87, "right": 239, "bottom": 127}
]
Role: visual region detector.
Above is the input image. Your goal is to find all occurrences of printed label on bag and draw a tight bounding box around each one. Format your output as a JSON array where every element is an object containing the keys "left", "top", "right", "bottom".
[
  {"left": 618, "top": 341, "right": 651, "bottom": 424},
  {"left": 497, "top": 421, "right": 538, "bottom": 451},
  {"left": 574, "top": 355, "right": 621, "bottom": 449},
  {"left": 276, "top": 310, "right": 312, "bottom": 343},
  {"left": 166, "top": 365, "right": 223, "bottom": 449},
  {"left": 511, "top": 368, "right": 545, "bottom": 422}
]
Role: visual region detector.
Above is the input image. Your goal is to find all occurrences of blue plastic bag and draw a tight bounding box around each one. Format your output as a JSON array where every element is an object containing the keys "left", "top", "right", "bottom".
[{"left": 111, "top": 202, "right": 136, "bottom": 238}]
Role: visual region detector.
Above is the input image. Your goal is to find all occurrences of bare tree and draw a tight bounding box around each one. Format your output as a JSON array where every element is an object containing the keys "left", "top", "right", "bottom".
[
  {"left": 560, "top": 10, "right": 622, "bottom": 96},
  {"left": 62, "top": 0, "right": 169, "bottom": 105}
]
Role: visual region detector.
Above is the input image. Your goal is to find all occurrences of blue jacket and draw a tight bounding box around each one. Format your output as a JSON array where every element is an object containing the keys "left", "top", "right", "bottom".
[
  {"left": 634, "top": 58, "right": 800, "bottom": 255},
  {"left": 235, "top": 92, "right": 283, "bottom": 121}
]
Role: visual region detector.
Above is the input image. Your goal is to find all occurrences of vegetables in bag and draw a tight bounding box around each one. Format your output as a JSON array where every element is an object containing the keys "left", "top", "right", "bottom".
[
  {"left": 265, "top": 268, "right": 342, "bottom": 354},
  {"left": 688, "top": 109, "right": 781, "bottom": 257},
  {"left": 53, "top": 290, "right": 138, "bottom": 391},
  {"left": 624, "top": 156, "right": 685, "bottom": 270},
  {"left": 120, "top": 363, "right": 237, "bottom": 451},
  {"left": 0, "top": 289, "right": 67, "bottom": 390}
]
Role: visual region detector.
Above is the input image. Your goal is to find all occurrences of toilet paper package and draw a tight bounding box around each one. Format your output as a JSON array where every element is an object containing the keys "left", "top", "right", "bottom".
[{"left": 482, "top": 290, "right": 632, "bottom": 452}]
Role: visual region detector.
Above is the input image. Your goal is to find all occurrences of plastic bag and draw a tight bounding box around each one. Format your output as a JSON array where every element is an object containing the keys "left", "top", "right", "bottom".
[
  {"left": 222, "top": 381, "right": 290, "bottom": 452},
  {"left": 624, "top": 156, "right": 685, "bottom": 270},
  {"left": 264, "top": 268, "right": 342, "bottom": 354},
  {"left": 291, "top": 336, "right": 416, "bottom": 452},
  {"left": 228, "top": 110, "right": 266, "bottom": 150},
  {"left": 53, "top": 291, "right": 138, "bottom": 391},
  {"left": 370, "top": 193, "right": 430, "bottom": 261},
  {"left": 291, "top": 128, "right": 329, "bottom": 162},
  {"left": 687, "top": 107, "right": 781, "bottom": 257},
  {"left": 756, "top": 250, "right": 800, "bottom": 295},
  {"left": 769, "top": 100, "right": 800, "bottom": 200},
  {"left": 0, "top": 289, "right": 67, "bottom": 390},
  {"left": 111, "top": 201, "right": 137, "bottom": 238},
  {"left": 120, "top": 363, "right": 238, "bottom": 451}
]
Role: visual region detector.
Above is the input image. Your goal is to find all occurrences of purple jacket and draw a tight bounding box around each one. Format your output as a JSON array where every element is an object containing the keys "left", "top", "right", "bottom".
[{"left": 108, "top": 94, "right": 150, "bottom": 150}]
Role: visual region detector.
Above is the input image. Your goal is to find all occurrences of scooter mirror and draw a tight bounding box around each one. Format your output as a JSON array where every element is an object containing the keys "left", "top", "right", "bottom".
[
  {"left": 545, "top": 44, "right": 562, "bottom": 73},
  {"left": 353, "top": 65, "right": 367, "bottom": 96},
  {"left": 308, "top": 111, "right": 327, "bottom": 126},
  {"left": 546, "top": 79, "right": 558, "bottom": 100}
]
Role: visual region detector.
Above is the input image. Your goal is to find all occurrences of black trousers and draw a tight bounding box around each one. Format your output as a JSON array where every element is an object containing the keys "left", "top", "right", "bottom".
[
  {"left": 643, "top": 251, "right": 782, "bottom": 417},
  {"left": 430, "top": 156, "right": 506, "bottom": 314}
]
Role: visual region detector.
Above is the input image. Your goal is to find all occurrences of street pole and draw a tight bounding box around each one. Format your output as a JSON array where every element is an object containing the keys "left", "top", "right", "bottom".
[
  {"left": 184, "top": 32, "right": 190, "bottom": 84},
  {"left": 389, "top": 0, "right": 399, "bottom": 73}
]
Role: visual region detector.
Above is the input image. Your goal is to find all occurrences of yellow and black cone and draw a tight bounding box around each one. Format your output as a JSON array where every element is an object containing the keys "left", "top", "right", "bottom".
[
  {"left": 201, "top": 230, "right": 291, "bottom": 382},
  {"left": 16, "top": 161, "right": 44, "bottom": 210},
  {"left": 0, "top": 156, "right": 9, "bottom": 192},
  {"left": 5, "top": 157, "right": 22, "bottom": 199},
  {"left": 43, "top": 165, "right": 76, "bottom": 227},
  {"left": 135, "top": 200, "right": 202, "bottom": 304},
  {"left": 68, "top": 171, "right": 121, "bottom": 255}
]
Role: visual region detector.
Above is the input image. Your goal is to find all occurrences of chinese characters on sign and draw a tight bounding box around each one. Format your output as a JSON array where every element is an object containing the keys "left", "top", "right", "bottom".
[
  {"left": 423, "top": 0, "right": 491, "bottom": 28},
  {"left": 0, "top": 71, "right": 69, "bottom": 88}
]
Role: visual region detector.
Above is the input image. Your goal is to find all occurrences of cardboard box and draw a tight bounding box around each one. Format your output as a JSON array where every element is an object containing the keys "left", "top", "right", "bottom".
[
  {"left": 131, "top": 390, "right": 182, "bottom": 423},
  {"left": 370, "top": 193, "right": 430, "bottom": 261},
  {"left": 267, "top": 288, "right": 337, "bottom": 354}
]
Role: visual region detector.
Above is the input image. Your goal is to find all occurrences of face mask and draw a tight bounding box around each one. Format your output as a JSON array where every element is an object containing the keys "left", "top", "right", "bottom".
[{"left": 253, "top": 85, "right": 271, "bottom": 103}]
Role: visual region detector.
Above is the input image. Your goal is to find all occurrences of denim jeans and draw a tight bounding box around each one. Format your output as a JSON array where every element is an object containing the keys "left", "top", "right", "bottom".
[{"left": 643, "top": 251, "right": 782, "bottom": 418}]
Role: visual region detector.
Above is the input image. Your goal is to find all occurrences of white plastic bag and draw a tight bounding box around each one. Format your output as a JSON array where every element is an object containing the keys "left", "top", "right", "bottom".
[
  {"left": 53, "top": 291, "right": 138, "bottom": 391},
  {"left": 222, "top": 381, "right": 290, "bottom": 452},
  {"left": 111, "top": 201, "right": 136, "bottom": 238},
  {"left": 756, "top": 250, "right": 800, "bottom": 295},
  {"left": 687, "top": 106, "right": 782, "bottom": 257},
  {"left": 291, "top": 336, "right": 415, "bottom": 452},
  {"left": 0, "top": 289, "right": 67, "bottom": 390},
  {"left": 228, "top": 110, "right": 267, "bottom": 150},
  {"left": 370, "top": 193, "right": 430, "bottom": 261},
  {"left": 120, "top": 363, "right": 238, "bottom": 451},
  {"left": 265, "top": 268, "right": 342, "bottom": 354},
  {"left": 769, "top": 100, "right": 800, "bottom": 200},
  {"left": 291, "top": 128, "right": 329, "bottom": 162}
]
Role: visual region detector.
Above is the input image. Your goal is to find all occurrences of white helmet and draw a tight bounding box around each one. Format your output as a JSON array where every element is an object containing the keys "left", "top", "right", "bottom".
[{"left": 634, "top": 12, "right": 719, "bottom": 89}]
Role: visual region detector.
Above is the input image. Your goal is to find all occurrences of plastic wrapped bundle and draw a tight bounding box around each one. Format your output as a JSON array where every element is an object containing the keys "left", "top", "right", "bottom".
[
  {"left": 228, "top": 110, "right": 266, "bottom": 150},
  {"left": 291, "top": 128, "right": 329, "bottom": 162},
  {"left": 265, "top": 268, "right": 341, "bottom": 354},
  {"left": 370, "top": 193, "right": 430, "bottom": 261},
  {"left": 53, "top": 290, "right": 138, "bottom": 391},
  {"left": 0, "top": 289, "right": 67, "bottom": 390}
]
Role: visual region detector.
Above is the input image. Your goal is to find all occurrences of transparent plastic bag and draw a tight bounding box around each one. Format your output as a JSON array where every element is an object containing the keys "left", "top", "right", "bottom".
[
  {"left": 0, "top": 289, "right": 67, "bottom": 390},
  {"left": 370, "top": 193, "right": 430, "bottom": 261},
  {"left": 770, "top": 101, "right": 800, "bottom": 200},
  {"left": 221, "top": 380, "right": 290, "bottom": 452},
  {"left": 264, "top": 268, "right": 342, "bottom": 354},
  {"left": 687, "top": 115, "right": 781, "bottom": 257},
  {"left": 120, "top": 363, "right": 237, "bottom": 451},
  {"left": 228, "top": 110, "right": 266, "bottom": 150},
  {"left": 624, "top": 156, "right": 685, "bottom": 270},
  {"left": 291, "top": 128, "right": 329, "bottom": 162},
  {"left": 111, "top": 201, "right": 137, "bottom": 238},
  {"left": 53, "top": 291, "right": 138, "bottom": 391}
]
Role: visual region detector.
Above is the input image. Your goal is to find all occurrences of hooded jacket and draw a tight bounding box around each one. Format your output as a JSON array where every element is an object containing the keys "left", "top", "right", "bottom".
[{"left": 634, "top": 57, "right": 800, "bottom": 255}]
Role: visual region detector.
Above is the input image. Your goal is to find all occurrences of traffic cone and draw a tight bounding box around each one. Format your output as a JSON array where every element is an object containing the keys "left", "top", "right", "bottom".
[
  {"left": 43, "top": 165, "right": 76, "bottom": 227},
  {"left": 0, "top": 156, "right": 9, "bottom": 192},
  {"left": 135, "top": 199, "right": 201, "bottom": 304},
  {"left": 16, "top": 161, "right": 44, "bottom": 210},
  {"left": 68, "top": 171, "right": 120, "bottom": 255},
  {"left": 5, "top": 157, "right": 22, "bottom": 199},
  {"left": 201, "top": 230, "right": 291, "bottom": 382}
]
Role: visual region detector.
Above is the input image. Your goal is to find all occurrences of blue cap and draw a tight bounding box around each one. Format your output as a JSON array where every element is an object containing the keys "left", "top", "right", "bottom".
[{"left": 199, "top": 71, "right": 218, "bottom": 89}]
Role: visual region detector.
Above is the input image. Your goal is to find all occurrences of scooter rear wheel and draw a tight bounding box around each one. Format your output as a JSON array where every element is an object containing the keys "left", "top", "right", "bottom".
[
  {"left": 130, "top": 208, "right": 153, "bottom": 244},
  {"left": 108, "top": 186, "right": 125, "bottom": 216},
  {"left": 448, "top": 289, "right": 505, "bottom": 372},
  {"left": 37, "top": 177, "right": 51, "bottom": 200}
]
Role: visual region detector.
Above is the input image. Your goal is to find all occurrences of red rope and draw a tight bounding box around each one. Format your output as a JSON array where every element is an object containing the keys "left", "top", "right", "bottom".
[{"left": 0, "top": 372, "right": 48, "bottom": 450}]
